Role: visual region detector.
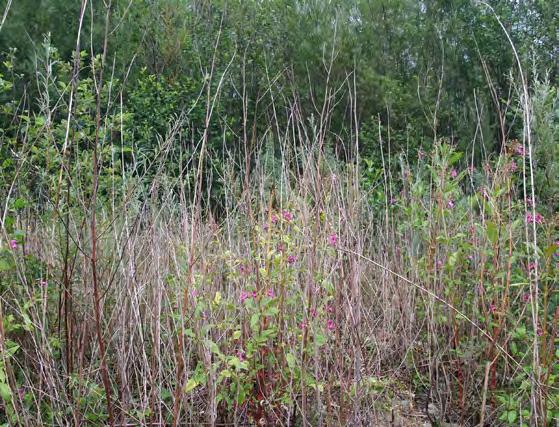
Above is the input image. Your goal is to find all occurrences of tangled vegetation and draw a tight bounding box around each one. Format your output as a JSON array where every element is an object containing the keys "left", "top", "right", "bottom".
[{"left": 0, "top": 0, "right": 558, "bottom": 425}]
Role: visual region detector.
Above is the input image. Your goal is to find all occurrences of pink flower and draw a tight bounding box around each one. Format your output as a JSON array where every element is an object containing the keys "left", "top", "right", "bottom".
[
  {"left": 287, "top": 255, "right": 296, "bottom": 265},
  {"left": 9, "top": 240, "right": 17, "bottom": 249},
  {"left": 266, "top": 289, "right": 275, "bottom": 298},
  {"left": 326, "top": 319, "right": 335, "bottom": 331},
  {"left": 447, "top": 200, "right": 455, "bottom": 209},
  {"left": 271, "top": 214, "right": 278, "bottom": 224},
  {"left": 509, "top": 160, "right": 517, "bottom": 172},
  {"left": 526, "top": 212, "right": 543, "bottom": 225},
  {"left": 450, "top": 168, "right": 458, "bottom": 178},
  {"left": 252, "top": 291, "right": 257, "bottom": 299},
  {"left": 515, "top": 145, "right": 526, "bottom": 156},
  {"left": 489, "top": 303, "right": 497, "bottom": 314},
  {"left": 282, "top": 210, "right": 293, "bottom": 222},
  {"left": 300, "top": 320, "right": 307, "bottom": 330},
  {"left": 528, "top": 261, "right": 537, "bottom": 271},
  {"left": 326, "top": 304, "right": 334, "bottom": 313},
  {"left": 240, "top": 291, "right": 249, "bottom": 302},
  {"left": 191, "top": 289, "right": 198, "bottom": 298},
  {"left": 537, "top": 327, "right": 543, "bottom": 337},
  {"left": 310, "top": 308, "right": 317, "bottom": 318},
  {"left": 236, "top": 349, "right": 245, "bottom": 361},
  {"left": 327, "top": 233, "right": 338, "bottom": 246},
  {"left": 522, "top": 293, "right": 530, "bottom": 303}
]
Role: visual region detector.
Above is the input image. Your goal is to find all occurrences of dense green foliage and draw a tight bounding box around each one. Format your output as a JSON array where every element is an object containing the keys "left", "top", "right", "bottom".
[{"left": 1, "top": 0, "right": 557, "bottom": 158}]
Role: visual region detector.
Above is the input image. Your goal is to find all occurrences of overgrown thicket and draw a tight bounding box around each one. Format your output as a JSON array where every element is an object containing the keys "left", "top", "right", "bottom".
[{"left": 0, "top": 0, "right": 558, "bottom": 426}]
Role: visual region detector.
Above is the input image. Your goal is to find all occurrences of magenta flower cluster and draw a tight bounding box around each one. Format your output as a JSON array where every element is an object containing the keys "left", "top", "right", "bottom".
[
  {"left": 526, "top": 212, "right": 543, "bottom": 225},
  {"left": 282, "top": 210, "right": 293, "bottom": 222}
]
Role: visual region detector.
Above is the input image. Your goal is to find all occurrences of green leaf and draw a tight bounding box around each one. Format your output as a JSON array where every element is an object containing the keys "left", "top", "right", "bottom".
[
  {"left": 447, "top": 251, "right": 459, "bottom": 268},
  {"left": 184, "top": 378, "right": 199, "bottom": 394},
  {"left": 507, "top": 410, "right": 517, "bottom": 423},
  {"left": 236, "top": 385, "right": 247, "bottom": 404},
  {"left": 0, "top": 258, "right": 11, "bottom": 272},
  {"left": 13, "top": 198, "right": 26, "bottom": 210},
  {"left": 0, "top": 383, "right": 12, "bottom": 401},
  {"left": 314, "top": 333, "right": 326, "bottom": 347},
  {"left": 213, "top": 291, "right": 222, "bottom": 306},
  {"left": 205, "top": 340, "right": 220, "bottom": 355},
  {"left": 486, "top": 221, "right": 498, "bottom": 244},
  {"left": 250, "top": 313, "right": 260, "bottom": 331},
  {"left": 263, "top": 306, "right": 279, "bottom": 317},
  {"left": 228, "top": 357, "right": 248, "bottom": 371},
  {"left": 286, "top": 353, "right": 296, "bottom": 369},
  {"left": 544, "top": 244, "right": 558, "bottom": 259},
  {"left": 449, "top": 151, "right": 463, "bottom": 165},
  {"left": 514, "top": 326, "right": 527, "bottom": 339},
  {"left": 219, "top": 369, "right": 232, "bottom": 379}
]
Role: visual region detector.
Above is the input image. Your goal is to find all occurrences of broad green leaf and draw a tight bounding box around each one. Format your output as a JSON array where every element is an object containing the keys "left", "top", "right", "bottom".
[
  {"left": 0, "top": 383, "right": 11, "bottom": 401},
  {"left": 486, "top": 221, "right": 498, "bottom": 244},
  {"left": 205, "top": 340, "right": 220, "bottom": 355}
]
